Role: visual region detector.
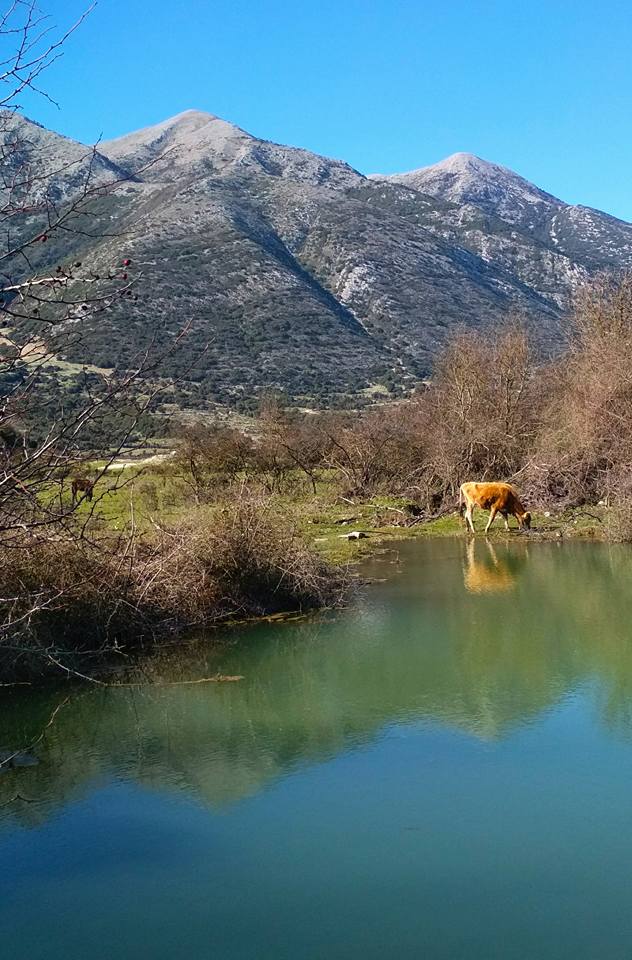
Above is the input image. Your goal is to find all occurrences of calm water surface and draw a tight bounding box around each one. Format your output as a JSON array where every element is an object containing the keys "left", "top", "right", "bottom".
[{"left": 3, "top": 538, "right": 632, "bottom": 959}]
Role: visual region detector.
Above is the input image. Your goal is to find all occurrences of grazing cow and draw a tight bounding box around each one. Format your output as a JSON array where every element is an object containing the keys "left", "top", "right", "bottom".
[
  {"left": 459, "top": 481, "right": 531, "bottom": 535},
  {"left": 71, "top": 477, "right": 95, "bottom": 505}
]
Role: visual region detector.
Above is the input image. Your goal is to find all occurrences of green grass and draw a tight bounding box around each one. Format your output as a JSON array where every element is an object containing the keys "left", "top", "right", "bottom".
[{"left": 54, "top": 463, "right": 609, "bottom": 563}]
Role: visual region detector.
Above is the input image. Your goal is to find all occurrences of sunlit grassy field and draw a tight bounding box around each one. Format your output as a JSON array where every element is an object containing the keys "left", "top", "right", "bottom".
[{"left": 63, "top": 462, "right": 607, "bottom": 566}]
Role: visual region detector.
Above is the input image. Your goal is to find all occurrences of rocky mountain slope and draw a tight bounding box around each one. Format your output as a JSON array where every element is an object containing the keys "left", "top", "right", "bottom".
[
  {"left": 4, "top": 110, "right": 632, "bottom": 410},
  {"left": 377, "top": 152, "right": 632, "bottom": 288}
]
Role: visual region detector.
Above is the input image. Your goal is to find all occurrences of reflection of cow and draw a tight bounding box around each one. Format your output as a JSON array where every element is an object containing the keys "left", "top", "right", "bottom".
[
  {"left": 71, "top": 477, "right": 95, "bottom": 505},
  {"left": 459, "top": 481, "right": 531, "bottom": 535},
  {"left": 464, "top": 539, "right": 517, "bottom": 594}
]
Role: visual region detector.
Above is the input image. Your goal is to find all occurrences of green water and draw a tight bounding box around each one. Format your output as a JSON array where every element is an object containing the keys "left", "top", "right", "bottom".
[{"left": 3, "top": 538, "right": 632, "bottom": 959}]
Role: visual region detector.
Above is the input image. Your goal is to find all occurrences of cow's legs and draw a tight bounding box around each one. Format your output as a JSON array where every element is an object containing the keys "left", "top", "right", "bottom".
[
  {"left": 465, "top": 502, "right": 476, "bottom": 534},
  {"left": 485, "top": 505, "right": 498, "bottom": 534},
  {"left": 485, "top": 539, "right": 499, "bottom": 566},
  {"left": 501, "top": 511, "right": 510, "bottom": 531}
]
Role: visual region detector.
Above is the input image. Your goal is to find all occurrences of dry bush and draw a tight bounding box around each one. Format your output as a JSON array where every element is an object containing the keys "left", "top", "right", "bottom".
[
  {"left": 174, "top": 404, "right": 334, "bottom": 500},
  {"left": 0, "top": 499, "right": 349, "bottom": 679},
  {"left": 252, "top": 398, "right": 336, "bottom": 495},
  {"left": 321, "top": 405, "right": 427, "bottom": 499},
  {"left": 173, "top": 423, "right": 254, "bottom": 502},
  {"left": 0, "top": 538, "right": 147, "bottom": 678},
  {"left": 419, "top": 322, "right": 538, "bottom": 498},
  {"left": 139, "top": 497, "right": 348, "bottom": 622},
  {"left": 530, "top": 273, "right": 632, "bottom": 507}
]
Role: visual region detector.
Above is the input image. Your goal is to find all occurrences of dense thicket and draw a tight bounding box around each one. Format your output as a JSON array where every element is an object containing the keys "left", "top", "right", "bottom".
[{"left": 0, "top": 498, "right": 348, "bottom": 681}]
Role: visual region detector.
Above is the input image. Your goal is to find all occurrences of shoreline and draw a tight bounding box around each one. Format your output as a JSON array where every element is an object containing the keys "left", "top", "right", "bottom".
[
  {"left": 0, "top": 503, "right": 608, "bottom": 690},
  {"left": 307, "top": 503, "right": 607, "bottom": 566}
]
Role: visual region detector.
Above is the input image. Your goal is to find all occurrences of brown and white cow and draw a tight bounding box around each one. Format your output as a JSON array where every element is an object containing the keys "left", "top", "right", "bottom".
[{"left": 459, "top": 481, "right": 531, "bottom": 535}]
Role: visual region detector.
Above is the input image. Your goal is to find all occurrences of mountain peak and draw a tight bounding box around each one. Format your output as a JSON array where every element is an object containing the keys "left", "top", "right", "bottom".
[
  {"left": 432, "top": 151, "right": 491, "bottom": 170},
  {"left": 377, "top": 151, "right": 562, "bottom": 227},
  {"left": 99, "top": 108, "right": 253, "bottom": 174},
  {"left": 415, "top": 151, "right": 539, "bottom": 187},
  {"left": 170, "top": 108, "right": 216, "bottom": 120},
  {"left": 134, "top": 108, "right": 222, "bottom": 135},
  {"left": 99, "top": 110, "right": 362, "bottom": 189}
]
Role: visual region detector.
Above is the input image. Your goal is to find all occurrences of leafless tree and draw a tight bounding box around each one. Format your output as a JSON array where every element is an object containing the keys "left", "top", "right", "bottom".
[
  {"left": 420, "top": 321, "right": 538, "bottom": 498},
  {"left": 530, "top": 272, "right": 632, "bottom": 511},
  {"left": 0, "top": 3, "right": 194, "bottom": 672},
  {"left": 0, "top": 2, "right": 176, "bottom": 539}
]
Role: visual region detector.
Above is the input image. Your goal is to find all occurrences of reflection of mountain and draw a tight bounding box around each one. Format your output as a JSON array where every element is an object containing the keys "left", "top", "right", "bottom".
[{"left": 3, "top": 541, "right": 632, "bottom": 824}]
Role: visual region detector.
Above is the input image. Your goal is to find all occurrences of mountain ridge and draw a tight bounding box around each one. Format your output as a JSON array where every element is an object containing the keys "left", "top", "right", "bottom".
[
  {"left": 3, "top": 110, "right": 632, "bottom": 411},
  {"left": 373, "top": 151, "right": 631, "bottom": 225}
]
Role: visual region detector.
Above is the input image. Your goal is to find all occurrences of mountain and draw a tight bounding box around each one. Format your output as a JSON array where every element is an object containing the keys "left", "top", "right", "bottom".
[
  {"left": 377, "top": 152, "right": 559, "bottom": 226},
  {"left": 0, "top": 111, "right": 129, "bottom": 203},
  {"left": 101, "top": 110, "right": 362, "bottom": 189},
  {"left": 376, "top": 152, "right": 632, "bottom": 276},
  {"left": 378, "top": 153, "right": 562, "bottom": 227},
  {"left": 3, "top": 112, "right": 632, "bottom": 411}
]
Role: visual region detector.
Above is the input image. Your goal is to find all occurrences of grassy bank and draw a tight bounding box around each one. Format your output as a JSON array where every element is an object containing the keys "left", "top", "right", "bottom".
[{"left": 65, "top": 461, "right": 608, "bottom": 561}]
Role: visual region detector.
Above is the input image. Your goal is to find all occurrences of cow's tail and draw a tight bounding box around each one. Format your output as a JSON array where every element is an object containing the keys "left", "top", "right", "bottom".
[{"left": 458, "top": 484, "right": 465, "bottom": 517}]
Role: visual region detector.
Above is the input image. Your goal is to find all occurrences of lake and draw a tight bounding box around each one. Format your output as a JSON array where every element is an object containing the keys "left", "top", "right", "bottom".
[{"left": 3, "top": 537, "right": 632, "bottom": 959}]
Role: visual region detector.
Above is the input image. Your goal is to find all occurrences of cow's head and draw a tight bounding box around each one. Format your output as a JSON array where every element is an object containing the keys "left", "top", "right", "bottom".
[{"left": 520, "top": 511, "right": 531, "bottom": 530}]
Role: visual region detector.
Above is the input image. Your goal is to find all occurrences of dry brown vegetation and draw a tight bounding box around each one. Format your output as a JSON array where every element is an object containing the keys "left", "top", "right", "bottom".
[
  {"left": 0, "top": 497, "right": 348, "bottom": 680},
  {"left": 527, "top": 274, "right": 632, "bottom": 510}
]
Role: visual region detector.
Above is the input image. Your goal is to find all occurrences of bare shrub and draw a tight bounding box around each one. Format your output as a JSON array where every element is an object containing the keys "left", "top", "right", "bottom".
[
  {"left": 140, "top": 497, "right": 349, "bottom": 622},
  {"left": 321, "top": 405, "right": 426, "bottom": 499},
  {"left": 0, "top": 536, "right": 146, "bottom": 678},
  {"left": 252, "top": 397, "right": 336, "bottom": 495},
  {"left": 0, "top": 499, "right": 349, "bottom": 680},
  {"left": 173, "top": 424, "right": 254, "bottom": 502},
  {"left": 420, "top": 322, "right": 538, "bottom": 495},
  {"left": 531, "top": 272, "right": 632, "bottom": 508},
  {"left": 174, "top": 401, "right": 337, "bottom": 502}
]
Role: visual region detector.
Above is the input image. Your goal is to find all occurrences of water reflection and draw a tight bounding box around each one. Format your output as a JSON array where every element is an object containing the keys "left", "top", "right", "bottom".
[
  {"left": 463, "top": 538, "right": 526, "bottom": 594},
  {"left": 3, "top": 540, "right": 632, "bottom": 825}
]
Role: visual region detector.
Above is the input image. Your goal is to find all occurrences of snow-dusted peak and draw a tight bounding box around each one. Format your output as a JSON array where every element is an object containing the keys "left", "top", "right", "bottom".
[
  {"left": 429, "top": 151, "right": 495, "bottom": 173},
  {"left": 99, "top": 110, "right": 251, "bottom": 171},
  {"left": 100, "top": 110, "right": 362, "bottom": 189},
  {"left": 375, "top": 152, "right": 563, "bottom": 228},
  {"left": 166, "top": 108, "right": 218, "bottom": 123}
]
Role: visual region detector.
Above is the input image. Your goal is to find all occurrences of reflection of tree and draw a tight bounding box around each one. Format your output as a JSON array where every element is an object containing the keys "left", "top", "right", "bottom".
[{"left": 4, "top": 541, "right": 632, "bottom": 825}]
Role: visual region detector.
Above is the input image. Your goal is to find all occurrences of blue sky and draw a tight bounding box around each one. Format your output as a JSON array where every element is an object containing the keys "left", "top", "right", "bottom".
[{"left": 18, "top": 0, "right": 632, "bottom": 220}]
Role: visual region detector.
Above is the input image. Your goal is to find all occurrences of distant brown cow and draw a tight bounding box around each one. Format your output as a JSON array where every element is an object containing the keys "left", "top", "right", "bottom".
[
  {"left": 71, "top": 477, "right": 95, "bottom": 505},
  {"left": 459, "top": 481, "right": 531, "bottom": 535}
]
